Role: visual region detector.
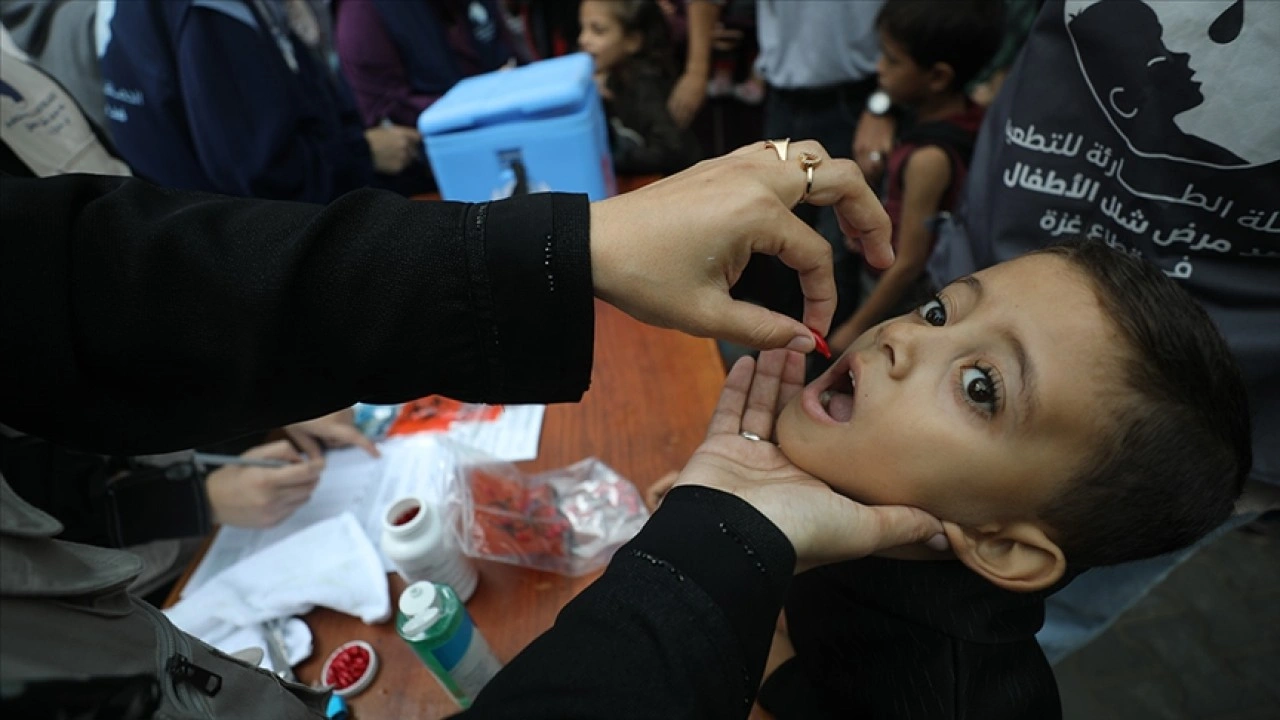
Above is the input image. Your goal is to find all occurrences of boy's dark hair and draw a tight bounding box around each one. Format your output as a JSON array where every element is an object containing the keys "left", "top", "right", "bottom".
[
  {"left": 876, "top": 0, "right": 1004, "bottom": 90},
  {"left": 1033, "top": 240, "right": 1252, "bottom": 568}
]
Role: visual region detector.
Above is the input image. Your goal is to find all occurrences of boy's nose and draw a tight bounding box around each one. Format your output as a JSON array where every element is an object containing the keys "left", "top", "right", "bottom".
[{"left": 877, "top": 319, "right": 921, "bottom": 380}]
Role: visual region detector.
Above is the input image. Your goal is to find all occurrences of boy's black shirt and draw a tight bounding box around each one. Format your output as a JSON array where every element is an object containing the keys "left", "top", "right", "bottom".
[{"left": 761, "top": 557, "right": 1064, "bottom": 719}]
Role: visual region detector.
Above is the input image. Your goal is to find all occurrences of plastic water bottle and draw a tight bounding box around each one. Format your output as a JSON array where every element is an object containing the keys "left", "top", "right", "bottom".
[{"left": 395, "top": 581, "right": 503, "bottom": 708}]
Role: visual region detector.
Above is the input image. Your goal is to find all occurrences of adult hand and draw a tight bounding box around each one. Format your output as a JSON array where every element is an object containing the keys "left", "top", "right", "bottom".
[
  {"left": 284, "top": 408, "right": 380, "bottom": 459},
  {"left": 206, "top": 441, "right": 325, "bottom": 528},
  {"left": 589, "top": 140, "right": 893, "bottom": 351},
  {"left": 668, "top": 68, "right": 708, "bottom": 128},
  {"left": 365, "top": 125, "right": 421, "bottom": 174},
  {"left": 665, "top": 349, "right": 943, "bottom": 572},
  {"left": 853, "top": 111, "right": 896, "bottom": 185}
]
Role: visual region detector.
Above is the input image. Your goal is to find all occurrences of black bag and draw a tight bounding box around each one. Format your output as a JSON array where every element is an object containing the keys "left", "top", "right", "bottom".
[{"left": 0, "top": 477, "right": 329, "bottom": 719}]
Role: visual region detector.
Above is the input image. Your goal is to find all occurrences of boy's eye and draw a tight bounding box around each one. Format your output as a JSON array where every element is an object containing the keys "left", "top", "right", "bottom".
[
  {"left": 961, "top": 366, "right": 999, "bottom": 415},
  {"left": 918, "top": 297, "right": 947, "bottom": 326}
]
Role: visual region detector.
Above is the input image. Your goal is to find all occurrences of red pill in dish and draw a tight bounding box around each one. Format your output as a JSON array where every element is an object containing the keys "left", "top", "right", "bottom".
[{"left": 321, "top": 640, "right": 378, "bottom": 696}]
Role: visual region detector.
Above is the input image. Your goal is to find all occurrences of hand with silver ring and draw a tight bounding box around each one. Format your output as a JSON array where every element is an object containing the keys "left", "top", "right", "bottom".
[
  {"left": 659, "top": 349, "right": 944, "bottom": 572},
  {"left": 646, "top": 350, "right": 792, "bottom": 509}
]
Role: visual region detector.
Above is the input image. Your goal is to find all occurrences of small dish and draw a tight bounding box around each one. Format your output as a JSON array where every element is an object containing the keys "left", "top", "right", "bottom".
[{"left": 320, "top": 640, "right": 378, "bottom": 697}]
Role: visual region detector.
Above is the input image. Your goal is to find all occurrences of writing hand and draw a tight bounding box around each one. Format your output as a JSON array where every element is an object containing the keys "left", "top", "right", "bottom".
[{"left": 206, "top": 441, "right": 324, "bottom": 528}]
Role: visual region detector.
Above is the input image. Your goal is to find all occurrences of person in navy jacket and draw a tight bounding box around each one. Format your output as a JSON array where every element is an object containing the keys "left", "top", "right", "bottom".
[{"left": 97, "top": 0, "right": 422, "bottom": 202}]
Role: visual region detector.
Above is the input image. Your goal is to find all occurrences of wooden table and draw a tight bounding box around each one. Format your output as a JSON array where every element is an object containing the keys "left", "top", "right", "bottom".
[
  {"left": 277, "top": 302, "right": 725, "bottom": 717},
  {"left": 168, "top": 174, "right": 776, "bottom": 717}
]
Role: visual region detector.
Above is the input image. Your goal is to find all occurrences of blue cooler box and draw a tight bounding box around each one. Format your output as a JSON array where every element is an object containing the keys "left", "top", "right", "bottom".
[{"left": 419, "top": 53, "right": 616, "bottom": 202}]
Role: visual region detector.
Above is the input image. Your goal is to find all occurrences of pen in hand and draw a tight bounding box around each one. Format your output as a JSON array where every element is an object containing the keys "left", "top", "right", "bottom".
[{"left": 193, "top": 452, "right": 292, "bottom": 469}]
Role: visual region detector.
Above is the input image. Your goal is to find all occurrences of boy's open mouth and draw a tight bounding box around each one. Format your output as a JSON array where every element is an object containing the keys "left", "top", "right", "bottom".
[{"left": 802, "top": 353, "right": 858, "bottom": 424}]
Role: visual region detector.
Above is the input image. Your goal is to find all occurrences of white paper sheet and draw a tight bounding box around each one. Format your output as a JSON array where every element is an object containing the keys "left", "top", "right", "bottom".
[
  {"left": 447, "top": 404, "right": 544, "bottom": 462},
  {"left": 183, "top": 404, "right": 544, "bottom": 595}
]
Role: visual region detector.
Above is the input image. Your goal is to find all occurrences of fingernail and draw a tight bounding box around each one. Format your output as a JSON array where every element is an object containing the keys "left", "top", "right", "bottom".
[
  {"left": 785, "top": 335, "right": 814, "bottom": 353},
  {"left": 806, "top": 326, "right": 831, "bottom": 359},
  {"left": 925, "top": 533, "right": 950, "bottom": 552}
]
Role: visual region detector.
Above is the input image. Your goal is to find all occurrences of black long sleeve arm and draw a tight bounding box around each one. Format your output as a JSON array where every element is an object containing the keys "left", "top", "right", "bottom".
[
  {"left": 457, "top": 486, "right": 797, "bottom": 720},
  {"left": 0, "top": 173, "right": 594, "bottom": 455}
]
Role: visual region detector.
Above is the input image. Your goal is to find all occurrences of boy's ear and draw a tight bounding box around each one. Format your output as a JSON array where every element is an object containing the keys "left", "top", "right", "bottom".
[
  {"left": 928, "top": 62, "right": 957, "bottom": 94},
  {"left": 943, "top": 521, "right": 1066, "bottom": 593}
]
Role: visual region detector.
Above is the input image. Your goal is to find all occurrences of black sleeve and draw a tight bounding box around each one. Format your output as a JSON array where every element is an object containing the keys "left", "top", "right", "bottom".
[
  {"left": 457, "top": 486, "right": 797, "bottom": 720},
  {"left": 0, "top": 173, "right": 593, "bottom": 455}
]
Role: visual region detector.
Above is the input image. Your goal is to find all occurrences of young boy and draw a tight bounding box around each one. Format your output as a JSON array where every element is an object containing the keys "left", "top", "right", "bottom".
[
  {"left": 828, "top": 0, "right": 1003, "bottom": 355},
  {"left": 758, "top": 240, "right": 1251, "bottom": 718}
]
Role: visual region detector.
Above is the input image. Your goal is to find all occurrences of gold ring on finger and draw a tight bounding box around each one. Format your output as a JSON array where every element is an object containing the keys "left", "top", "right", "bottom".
[
  {"left": 765, "top": 138, "right": 790, "bottom": 162},
  {"left": 799, "top": 152, "right": 821, "bottom": 204}
]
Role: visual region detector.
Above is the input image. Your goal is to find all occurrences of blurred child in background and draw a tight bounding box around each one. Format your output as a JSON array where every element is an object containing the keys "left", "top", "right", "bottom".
[
  {"left": 579, "top": 0, "right": 700, "bottom": 175},
  {"left": 827, "top": 0, "right": 1003, "bottom": 356}
]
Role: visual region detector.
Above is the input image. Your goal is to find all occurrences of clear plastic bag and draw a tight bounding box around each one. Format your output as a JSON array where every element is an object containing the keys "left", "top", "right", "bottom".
[{"left": 445, "top": 450, "right": 650, "bottom": 577}]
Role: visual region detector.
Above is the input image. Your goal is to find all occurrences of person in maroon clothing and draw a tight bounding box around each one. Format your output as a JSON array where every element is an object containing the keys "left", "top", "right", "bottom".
[
  {"left": 332, "top": 0, "right": 526, "bottom": 130},
  {"left": 828, "top": 0, "right": 1003, "bottom": 355}
]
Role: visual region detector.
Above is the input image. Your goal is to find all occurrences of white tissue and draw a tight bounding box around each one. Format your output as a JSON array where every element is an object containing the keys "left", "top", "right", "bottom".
[{"left": 165, "top": 512, "right": 390, "bottom": 671}]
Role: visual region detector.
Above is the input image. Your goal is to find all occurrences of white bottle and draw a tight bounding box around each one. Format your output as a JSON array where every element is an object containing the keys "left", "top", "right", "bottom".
[{"left": 380, "top": 497, "right": 479, "bottom": 601}]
